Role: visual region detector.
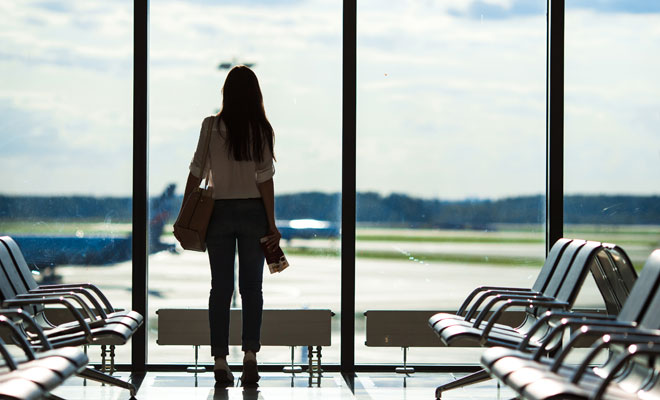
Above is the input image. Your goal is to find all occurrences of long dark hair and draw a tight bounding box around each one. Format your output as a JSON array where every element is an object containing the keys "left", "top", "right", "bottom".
[{"left": 218, "top": 66, "right": 274, "bottom": 162}]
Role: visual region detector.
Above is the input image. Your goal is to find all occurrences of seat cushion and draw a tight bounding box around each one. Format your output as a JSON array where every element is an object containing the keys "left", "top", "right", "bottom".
[
  {"left": 433, "top": 317, "right": 519, "bottom": 337},
  {"left": 439, "top": 323, "right": 526, "bottom": 347},
  {"left": 19, "top": 356, "right": 77, "bottom": 378},
  {"left": 107, "top": 310, "right": 143, "bottom": 325},
  {"left": 0, "top": 378, "right": 44, "bottom": 400},
  {"left": 4, "top": 366, "right": 62, "bottom": 391},
  {"left": 37, "top": 347, "right": 88, "bottom": 369},
  {"left": 103, "top": 315, "right": 140, "bottom": 331}
]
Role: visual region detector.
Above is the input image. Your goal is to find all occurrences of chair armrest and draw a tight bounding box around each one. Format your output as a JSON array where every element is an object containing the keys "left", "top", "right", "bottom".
[
  {"left": 530, "top": 319, "right": 640, "bottom": 361},
  {"left": 2, "top": 296, "right": 94, "bottom": 340},
  {"left": 537, "top": 310, "right": 615, "bottom": 321},
  {"left": 15, "top": 292, "right": 98, "bottom": 322},
  {"left": 545, "top": 325, "right": 658, "bottom": 367},
  {"left": 457, "top": 286, "right": 533, "bottom": 315},
  {"left": 26, "top": 287, "right": 108, "bottom": 319},
  {"left": 518, "top": 313, "right": 628, "bottom": 353},
  {"left": 592, "top": 342, "right": 660, "bottom": 399},
  {"left": 0, "top": 338, "right": 18, "bottom": 370},
  {"left": 0, "top": 316, "right": 37, "bottom": 360},
  {"left": 464, "top": 289, "right": 542, "bottom": 320},
  {"left": 472, "top": 294, "right": 556, "bottom": 326},
  {"left": 567, "top": 332, "right": 660, "bottom": 384},
  {"left": 36, "top": 283, "right": 115, "bottom": 313},
  {"left": 0, "top": 309, "right": 53, "bottom": 350},
  {"left": 479, "top": 299, "right": 570, "bottom": 343}
]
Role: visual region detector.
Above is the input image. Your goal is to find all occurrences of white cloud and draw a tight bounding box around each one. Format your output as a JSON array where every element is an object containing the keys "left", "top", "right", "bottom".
[{"left": 0, "top": 0, "right": 658, "bottom": 199}]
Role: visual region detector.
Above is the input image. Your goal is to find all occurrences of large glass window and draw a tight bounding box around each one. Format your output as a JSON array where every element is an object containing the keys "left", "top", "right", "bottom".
[
  {"left": 148, "top": 0, "right": 341, "bottom": 365},
  {"left": 5, "top": 1, "right": 655, "bottom": 369},
  {"left": 0, "top": 1, "right": 133, "bottom": 362},
  {"left": 356, "top": 0, "right": 547, "bottom": 364},
  {"left": 564, "top": 2, "right": 660, "bottom": 273}
]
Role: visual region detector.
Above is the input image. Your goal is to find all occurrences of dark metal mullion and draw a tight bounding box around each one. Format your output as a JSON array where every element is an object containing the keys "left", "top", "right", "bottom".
[
  {"left": 546, "top": 0, "right": 564, "bottom": 255},
  {"left": 341, "top": 0, "right": 357, "bottom": 377},
  {"left": 132, "top": 0, "right": 149, "bottom": 373}
]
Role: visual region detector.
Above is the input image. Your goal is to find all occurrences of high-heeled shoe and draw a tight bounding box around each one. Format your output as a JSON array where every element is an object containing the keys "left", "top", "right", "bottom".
[
  {"left": 240, "top": 351, "right": 260, "bottom": 385},
  {"left": 214, "top": 357, "right": 234, "bottom": 385}
]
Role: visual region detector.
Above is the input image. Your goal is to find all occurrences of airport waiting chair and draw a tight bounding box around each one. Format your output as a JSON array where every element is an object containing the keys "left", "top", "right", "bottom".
[
  {"left": 0, "top": 236, "right": 143, "bottom": 326},
  {"left": 428, "top": 240, "right": 636, "bottom": 398},
  {"left": 0, "top": 244, "right": 138, "bottom": 341},
  {"left": 588, "top": 243, "right": 638, "bottom": 315},
  {"left": 0, "top": 336, "right": 48, "bottom": 400},
  {"left": 0, "top": 308, "right": 137, "bottom": 397},
  {"left": 0, "top": 313, "right": 88, "bottom": 400},
  {"left": 0, "top": 240, "right": 139, "bottom": 396},
  {"left": 482, "top": 249, "right": 660, "bottom": 400},
  {"left": 428, "top": 237, "right": 573, "bottom": 331},
  {"left": 0, "top": 235, "right": 141, "bottom": 338},
  {"left": 498, "top": 337, "right": 660, "bottom": 400},
  {"left": 430, "top": 240, "right": 595, "bottom": 345},
  {"left": 433, "top": 241, "right": 636, "bottom": 347},
  {"left": 429, "top": 240, "right": 636, "bottom": 343}
]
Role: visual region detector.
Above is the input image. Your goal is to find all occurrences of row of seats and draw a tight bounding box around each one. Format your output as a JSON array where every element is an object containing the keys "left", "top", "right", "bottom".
[
  {"left": 0, "top": 312, "right": 88, "bottom": 400},
  {"left": 2, "top": 232, "right": 655, "bottom": 398},
  {"left": 0, "top": 236, "right": 142, "bottom": 398},
  {"left": 429, "top": 238, "right": 660, "bottom": 400}
]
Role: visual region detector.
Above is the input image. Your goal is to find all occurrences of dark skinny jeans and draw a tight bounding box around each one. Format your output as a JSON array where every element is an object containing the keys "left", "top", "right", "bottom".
[{"left": 206, "top": 198, "right": 267, "bottom": 357}]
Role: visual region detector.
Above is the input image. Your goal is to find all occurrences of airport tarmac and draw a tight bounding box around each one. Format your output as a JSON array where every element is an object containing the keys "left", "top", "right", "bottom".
[
  {"left": 50, "top": 238, "right": 607, "bottom": 366},
  {"left": 288, "top": 237, "right": 652, "bottom": 265}
]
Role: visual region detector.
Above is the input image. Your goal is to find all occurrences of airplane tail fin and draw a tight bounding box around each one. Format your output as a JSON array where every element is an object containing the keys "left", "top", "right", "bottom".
[{"left": 149, "top": 184, "right": 176, "bottom": 251}]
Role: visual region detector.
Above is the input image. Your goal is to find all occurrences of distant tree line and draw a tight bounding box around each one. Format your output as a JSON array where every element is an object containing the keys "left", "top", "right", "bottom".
[{"left": 1, "top": 192, "right": 659, "bottom": 228}]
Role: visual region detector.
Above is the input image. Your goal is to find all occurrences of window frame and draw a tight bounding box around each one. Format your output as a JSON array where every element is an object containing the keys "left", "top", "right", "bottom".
[{"left": 130, "top": 0, "right": 565, "bottom": 374}]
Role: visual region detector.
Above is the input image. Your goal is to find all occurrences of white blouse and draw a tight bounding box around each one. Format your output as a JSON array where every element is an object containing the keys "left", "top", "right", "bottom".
[{"left": 189, "top": 116, "right": 275, "bottom": 199}]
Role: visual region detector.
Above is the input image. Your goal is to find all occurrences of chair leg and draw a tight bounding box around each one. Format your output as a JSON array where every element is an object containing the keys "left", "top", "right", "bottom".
[
  {"left": 78, "top": 366, "right": 137, "bottom": 397},
  {"left": 435, "top": 368, "right": 491, "bottom": 399}
]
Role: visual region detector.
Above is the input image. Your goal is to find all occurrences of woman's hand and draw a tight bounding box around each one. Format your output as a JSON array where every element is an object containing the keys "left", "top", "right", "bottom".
[{"left": 262, "top": 227, "right": 282, "bottom": 251}]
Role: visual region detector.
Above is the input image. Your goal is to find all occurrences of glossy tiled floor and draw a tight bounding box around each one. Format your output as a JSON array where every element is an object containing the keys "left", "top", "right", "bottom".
[{"left": 51, "top": 371, "right": 516, "bottom": 399}]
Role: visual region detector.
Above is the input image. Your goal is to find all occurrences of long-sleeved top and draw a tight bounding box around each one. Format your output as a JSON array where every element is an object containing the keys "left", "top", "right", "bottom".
[{"left": 189, "top": 116, "right": 275, "bottom": 199}]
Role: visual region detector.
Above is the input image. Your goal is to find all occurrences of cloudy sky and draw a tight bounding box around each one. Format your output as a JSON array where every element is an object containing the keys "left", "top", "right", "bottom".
[{"left": 1, "top": 0, "right": 658, "bottom": 199}]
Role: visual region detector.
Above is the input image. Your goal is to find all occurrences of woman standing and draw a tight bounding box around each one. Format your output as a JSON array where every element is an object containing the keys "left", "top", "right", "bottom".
[{"left": 185, "top": 66, "right": 281, "bottom": 386}]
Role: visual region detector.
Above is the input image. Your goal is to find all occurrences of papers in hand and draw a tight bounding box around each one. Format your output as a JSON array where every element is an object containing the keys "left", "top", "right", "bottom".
[{"left": 260, "top": 237, "right": 289, "bottom": 274}]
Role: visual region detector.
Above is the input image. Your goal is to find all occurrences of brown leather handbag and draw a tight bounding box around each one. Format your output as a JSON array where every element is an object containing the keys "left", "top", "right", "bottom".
[{"left": 173, "top": 117, "right": 215, "bottom": 252}]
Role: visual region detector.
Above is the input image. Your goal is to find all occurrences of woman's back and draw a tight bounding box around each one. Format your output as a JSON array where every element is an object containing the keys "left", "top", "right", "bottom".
[{"left": 189, "top": 117, "right": 274, "bottom": 200}]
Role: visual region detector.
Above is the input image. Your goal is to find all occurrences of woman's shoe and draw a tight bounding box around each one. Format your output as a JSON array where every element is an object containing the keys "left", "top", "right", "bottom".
[
  {"left": 240, "top": 352, "right": 260, "bottom": 385},
  {"left": 214, "top": 357, "right": 234, "bottom": 385},
  {"left": 214, "top": 368, "right": 234, "bottom": 385}
]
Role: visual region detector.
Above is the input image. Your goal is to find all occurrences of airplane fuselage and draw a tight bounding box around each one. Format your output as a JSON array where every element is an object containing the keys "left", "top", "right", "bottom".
[{"left": 13, "top": 236, "right": 132, "bottom": 268}]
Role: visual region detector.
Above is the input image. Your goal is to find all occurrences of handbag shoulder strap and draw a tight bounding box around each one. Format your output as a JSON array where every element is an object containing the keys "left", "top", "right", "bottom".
[{"left": 198, "top": 115, "right": 215, "bottom": 188}]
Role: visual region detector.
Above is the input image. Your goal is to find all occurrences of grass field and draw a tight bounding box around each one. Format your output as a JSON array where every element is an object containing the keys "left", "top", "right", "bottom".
[{"left": 286, "top": 246, "right": 544, "bottom": 266}]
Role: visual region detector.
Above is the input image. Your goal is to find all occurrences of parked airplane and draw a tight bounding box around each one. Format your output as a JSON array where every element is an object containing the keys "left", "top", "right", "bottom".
[
  {"left": 277, "top": 218, "right": 340, "bottom": 242},
  {"left": 12, "top": 185, "right": 177, "bottom": 277}
]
